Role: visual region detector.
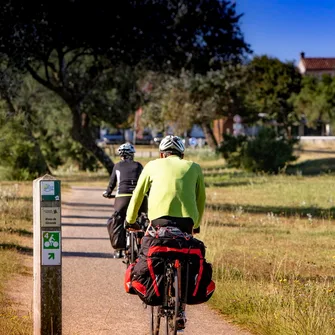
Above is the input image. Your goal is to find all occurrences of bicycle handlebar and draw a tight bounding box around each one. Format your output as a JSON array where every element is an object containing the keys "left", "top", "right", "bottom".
[{"left": 125, "top": 213, "right": 149, "bottom": 232}]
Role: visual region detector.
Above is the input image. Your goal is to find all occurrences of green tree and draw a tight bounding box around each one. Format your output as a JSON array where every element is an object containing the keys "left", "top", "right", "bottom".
[
  {"left": 142, "top": 65, "right": 250, "bottom": 149},
  {"left": 0, "top": 106, "right": 48, "bottom": 180},
  {"left": 245, "top": 56, "right": 302, "bottom": 136},
  {"left": 0, "top": 56, "right": 103, "bottom": 176},
  {"left": 292, "top": 74, "right": 335, "bottom": 131},
  {"left": 29, "top": 83, "right": 101, "bottom": 171},
  {"left": 0, "top": 55, "right": 50, "bottom": 178},
  {"left": 0, "top": 0, "right": 250, "bottom": 173}
]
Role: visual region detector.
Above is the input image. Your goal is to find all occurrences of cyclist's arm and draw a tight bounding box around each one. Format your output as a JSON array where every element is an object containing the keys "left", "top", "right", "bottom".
[
  {"left": 194, "top": 165, "right": 206, "bottom": 229},
  {"left": 126, "top": 166, "right": 151, "bottom": 224},
  {"left": 106, "top": 165, "right": 117, "bottom": 194}
]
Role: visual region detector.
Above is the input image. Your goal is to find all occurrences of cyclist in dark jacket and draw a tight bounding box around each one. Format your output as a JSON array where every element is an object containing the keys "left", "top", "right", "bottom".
[{"left": 103, "top": 143, "right": 147, "bottom": 258}]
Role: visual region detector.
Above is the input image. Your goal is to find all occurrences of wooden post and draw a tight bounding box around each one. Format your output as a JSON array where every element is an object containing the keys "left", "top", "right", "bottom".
[{"left": 33, "top": 175, "right": 62, "bottom": 335}]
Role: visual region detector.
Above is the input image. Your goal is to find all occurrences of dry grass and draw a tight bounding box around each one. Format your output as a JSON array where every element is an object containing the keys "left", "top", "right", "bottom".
[
  {"left": 0, "top": 182, "right": 33, "bottom": 334},
  {"left": 198, "top": 165, "right": 335, "bottom": 335}
]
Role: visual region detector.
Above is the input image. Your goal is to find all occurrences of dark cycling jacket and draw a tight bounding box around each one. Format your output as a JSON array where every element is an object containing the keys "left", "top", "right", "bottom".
[{"left": 106, "top": 159, "right": 143, "bottom": 196}]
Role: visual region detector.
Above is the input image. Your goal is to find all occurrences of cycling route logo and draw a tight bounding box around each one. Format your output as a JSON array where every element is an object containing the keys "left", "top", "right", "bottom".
[
  {"left": 43, "top": 232, "right": 60, "bottom": 249},
  {"left": 41, "top": 181, "right": 55, "bottom": 196}
]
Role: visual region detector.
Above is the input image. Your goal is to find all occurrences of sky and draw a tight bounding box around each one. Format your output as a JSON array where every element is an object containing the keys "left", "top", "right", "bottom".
[{"left": 235, "top": 0, "right": 335, "bottom": 63}]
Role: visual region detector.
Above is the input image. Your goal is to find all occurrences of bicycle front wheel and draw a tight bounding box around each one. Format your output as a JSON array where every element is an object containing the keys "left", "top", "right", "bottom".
[
  {"left": 150, "top": 306, "right": 161, "bottom": 335},
  {"left": 129, "top": 231, "right": 136, "bottom": 263}
]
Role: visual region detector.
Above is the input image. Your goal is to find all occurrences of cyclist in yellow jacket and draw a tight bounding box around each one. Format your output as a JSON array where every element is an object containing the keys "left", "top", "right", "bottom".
[{"left": 125, "top": 135, "right": 206, "bottom": 234}]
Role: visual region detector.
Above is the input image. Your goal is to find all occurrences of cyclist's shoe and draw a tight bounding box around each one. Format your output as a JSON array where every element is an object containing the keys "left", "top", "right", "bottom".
[
  {"left": 176, "top": 318, "right": 185, "bottom": 330},
  {"left": 113, "top": 250, "right": 124, "bottom": 259},
  {"left": 176, "top": 311, "right": 186, "bottom": 330},
  {"left": 125, "top": 221, "right": 141, "bottom": 231}
]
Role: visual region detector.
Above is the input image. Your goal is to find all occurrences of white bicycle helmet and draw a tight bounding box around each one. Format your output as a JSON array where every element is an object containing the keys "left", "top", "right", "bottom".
[
  {"left": 117, "top": 143, "right": 136, "bottom": 157},
  {"left": 159, "top": 135, "right": 185, "bottom": 154}
]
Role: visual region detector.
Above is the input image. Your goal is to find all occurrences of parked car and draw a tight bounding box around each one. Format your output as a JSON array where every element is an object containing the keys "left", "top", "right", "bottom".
[
  {"left": 102, "top": 130, "right": 124, "bottom": 144},
  {"left": 135, "top": 133, "right": 153, "bottom": 145},
  {"left": 153, "top": 132, "right": 164, "bottom": 145}
]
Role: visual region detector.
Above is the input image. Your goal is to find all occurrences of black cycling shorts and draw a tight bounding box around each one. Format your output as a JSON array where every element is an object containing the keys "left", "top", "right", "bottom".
[
  {"left": 151, "top": 216, "right": 194, "bottom": 234},
  {"left": 114, "top": 196, "right": 148, "bottom": 219}
]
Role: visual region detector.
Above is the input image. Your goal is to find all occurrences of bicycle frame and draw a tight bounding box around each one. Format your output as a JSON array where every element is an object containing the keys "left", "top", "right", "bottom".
[
  {"left": 124, "top": 230, "right": 142, "bottom": 266},
  {"left": 124, "top": 213, "right": 148, "bottom": 267}
]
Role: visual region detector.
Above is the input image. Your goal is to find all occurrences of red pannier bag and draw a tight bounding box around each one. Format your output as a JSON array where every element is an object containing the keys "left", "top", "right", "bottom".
[
  {"left": 129, "top": 228, "right": 215, "bottom": 306},
  {"left": 124, "top": 262, "right": 137, "bottom": 295}
]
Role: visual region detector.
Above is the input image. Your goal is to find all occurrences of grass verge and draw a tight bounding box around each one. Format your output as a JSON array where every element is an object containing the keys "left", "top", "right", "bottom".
[
  {"left": 0, "top": 182, "right": 33, "bottom": 334},
  {"left": 199, "top": 170, "right": 335, "bottom": 335}
]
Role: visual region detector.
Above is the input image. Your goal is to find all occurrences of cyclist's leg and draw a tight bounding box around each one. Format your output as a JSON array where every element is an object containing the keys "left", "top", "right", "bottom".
[{"left": 113, "top": 196, "right": 131, "bottom": 258}]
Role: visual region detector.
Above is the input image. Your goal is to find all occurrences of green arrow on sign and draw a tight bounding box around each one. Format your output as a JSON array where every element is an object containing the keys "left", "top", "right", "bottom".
[{"left": 48, "top": 253, "right": 55, "bottom": 260}]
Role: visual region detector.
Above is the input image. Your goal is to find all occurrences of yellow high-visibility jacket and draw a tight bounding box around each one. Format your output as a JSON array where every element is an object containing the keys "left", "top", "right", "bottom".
[{"left": 126, "top": 155, "right": 206, "bottom": 229}]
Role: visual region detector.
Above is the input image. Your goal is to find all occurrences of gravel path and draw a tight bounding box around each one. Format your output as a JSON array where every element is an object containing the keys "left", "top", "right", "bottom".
[{"left": 62, "top": 186, "right": 252, "bottom": 335}]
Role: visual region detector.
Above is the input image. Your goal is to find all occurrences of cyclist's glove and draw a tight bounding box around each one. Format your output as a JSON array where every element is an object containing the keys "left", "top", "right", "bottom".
[
  {"left": 102, "top": 191, "right": 111, "bottom": 198},
  {"left": 193, "top": 227, "right": 200, "bottom": 234},
  {"left": 125, "top": 221, "right": 141, "bottom": 231}
]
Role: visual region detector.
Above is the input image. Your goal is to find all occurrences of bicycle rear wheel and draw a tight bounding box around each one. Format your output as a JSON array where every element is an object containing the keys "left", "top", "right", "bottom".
[
  {"left": 124, "top": 232, "right": 133, "bottom": 267},
  {"left": 165, "top": 266, "right": 181, "bottom": 335}
]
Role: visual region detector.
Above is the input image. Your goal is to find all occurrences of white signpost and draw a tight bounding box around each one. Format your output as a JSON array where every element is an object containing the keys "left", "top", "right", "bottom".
[{"left": 33, "top": 175, "right": 62, "bottom": 335}]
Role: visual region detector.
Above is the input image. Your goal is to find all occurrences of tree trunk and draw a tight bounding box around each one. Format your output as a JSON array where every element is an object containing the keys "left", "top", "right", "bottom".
[
  {"left": 201, "top": 121, "right": 218, "bottom": 150},
  {"left": 25, "top": 63, "right": 115, "bottom": 174},
  {"left": 70, "top": 104, "right": 115, "bottom": 174}
]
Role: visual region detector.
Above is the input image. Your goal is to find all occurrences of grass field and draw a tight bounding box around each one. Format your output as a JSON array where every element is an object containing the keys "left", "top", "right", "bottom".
[{"left": 1, "top": 145, "right": 335, "bottom": 334}]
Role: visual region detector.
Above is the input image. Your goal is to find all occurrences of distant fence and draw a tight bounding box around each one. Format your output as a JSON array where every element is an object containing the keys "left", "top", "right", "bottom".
[
  {"left": 299, "top": 136, "right": 335, "bottom": 145},
  {"left": 299, "top": 136, "right": 335, "bottom": 141},
  {"left": 103, "top": 144, "right": 160, "bottom": 158},
  {"left": 134, "top": 151, "right": 160, "bottom": 158}
]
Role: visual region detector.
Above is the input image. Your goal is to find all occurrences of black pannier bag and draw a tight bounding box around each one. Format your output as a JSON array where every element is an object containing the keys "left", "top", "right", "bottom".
[
  {"left": 107, "top": 211, "right": 126, "bottom": 249},
  {"left": 129, "top": 230, "right": 215, "bottom": 306}
]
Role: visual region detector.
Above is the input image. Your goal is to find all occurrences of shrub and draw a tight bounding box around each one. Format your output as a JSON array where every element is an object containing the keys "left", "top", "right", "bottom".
[
  {"left": 217, "top": 128, "right": 298, "bottom": 173},
  {"left": 216, "top": 133, "right": 247, "bottom": 168},
  {"left": 0, "top": 109, "right": 48, "bottom": 180}
]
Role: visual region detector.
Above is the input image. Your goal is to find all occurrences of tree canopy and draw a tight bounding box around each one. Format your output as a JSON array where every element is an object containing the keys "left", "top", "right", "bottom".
[
  {"left": 142, "top": 65, "right": 249, "bottom": 148},
  {"left": 292, "top": 74, "right": 335, "bottom": 130},
  {"left": 0, "top": 0, "right": 250, "bottom": 174},
  {"left": 245, "top": 56, "right": 302, "bottom": 135}
]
